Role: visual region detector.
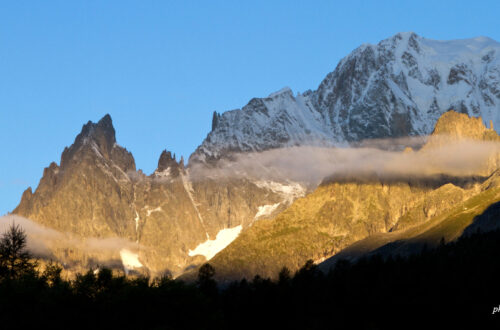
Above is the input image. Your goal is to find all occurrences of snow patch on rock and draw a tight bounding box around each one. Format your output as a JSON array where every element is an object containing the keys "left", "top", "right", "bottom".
[
  {"left": 134, "top": 211, "right": 140, "bottom": 232},
  {"left": 254, "top": 180, "right": 306, "bottom": 204},
  {"left": 188, "top": 225, "right": 242, "bottom": 261},
  {"left": 120, "top": 249, "right": 143, "bottom": 275},
  {"left": 255, "top": 203, "right": 280, "bottom": 219},
  {"left": 154, "top": 167, "right": 171, "bottom": 178},
  {"left": 146, "top": 206, "right": 162, "bottom": 217}
]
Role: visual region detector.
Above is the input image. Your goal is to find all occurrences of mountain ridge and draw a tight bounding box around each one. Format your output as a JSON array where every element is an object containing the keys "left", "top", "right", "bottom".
[
  {"left": 10, "top": 32, "right": 500, "bottom": 279},
  {"left": 196, "top": 110, "right": 500, "bottom": 281},
  {"left": 13, "top": 114, "right": 295, "bottom": 277},
  {"left": 191, "top": 32, "right": 500, "bottom": 163}
]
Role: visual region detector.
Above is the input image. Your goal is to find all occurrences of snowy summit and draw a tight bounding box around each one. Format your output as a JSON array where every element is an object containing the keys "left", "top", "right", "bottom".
[{"left": 191, "top": 32, "right": 500, "bottom": 162}]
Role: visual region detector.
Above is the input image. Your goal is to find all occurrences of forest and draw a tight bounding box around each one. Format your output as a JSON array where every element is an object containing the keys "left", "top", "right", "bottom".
[{"left": 0, "top": 223, "right": 499, "bottom": 329}]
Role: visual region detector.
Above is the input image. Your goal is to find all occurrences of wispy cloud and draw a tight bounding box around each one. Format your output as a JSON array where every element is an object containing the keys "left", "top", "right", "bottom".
[
  {"left": 0, "top": 215, "right": 141, "bottom": 270},
  {"left": 188, "top": 138, "right": 500, "bottom": 186}
]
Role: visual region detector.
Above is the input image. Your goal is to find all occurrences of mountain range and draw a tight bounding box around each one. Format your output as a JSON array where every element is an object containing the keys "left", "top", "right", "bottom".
[
  {"left": 192, "top": 32, "right": 500, "bottom": 162},
  {"left": 9, "top": 32, "right": 500, "bottom": 279}
]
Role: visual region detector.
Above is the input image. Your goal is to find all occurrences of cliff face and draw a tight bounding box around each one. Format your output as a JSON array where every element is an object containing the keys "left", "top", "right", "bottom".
[
  {"left": 14, "top": 115, "right": 296, "bottom": 276},
  {"left": 203, "top": 111, "right": 500, "bottom": 281},
  {"left": 15, "top": 115, "right": 138, "bottom": 239}
]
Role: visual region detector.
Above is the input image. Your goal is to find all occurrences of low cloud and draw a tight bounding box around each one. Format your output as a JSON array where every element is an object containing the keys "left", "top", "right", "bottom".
[
  {"left": 188, "top": 138, "right": 500, "bottom": 186},
  {"left": 3, "top": 137, "right": 497, "bottom": 272},
  {"left": 0, "top": 215, "right": 141, "bottom": 270},
  {"left": 0, "top": 215, "right": 62, "bottom": 258}
]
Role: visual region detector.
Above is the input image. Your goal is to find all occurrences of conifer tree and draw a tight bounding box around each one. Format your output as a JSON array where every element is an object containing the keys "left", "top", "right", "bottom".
[{"left": 0, "top": 223, "right": 36, "bottom": 279}]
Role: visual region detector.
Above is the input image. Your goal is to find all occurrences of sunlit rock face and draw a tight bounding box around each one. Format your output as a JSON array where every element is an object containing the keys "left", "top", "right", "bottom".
[
  {"left": 15, "top": 115, "right": 138, "bottom": 239},
  {"left": 201, "top": 111, "right": 500, "bottom": 281},
  {"left": 13, "top": 115, "right": 294, "bottom": 276}
]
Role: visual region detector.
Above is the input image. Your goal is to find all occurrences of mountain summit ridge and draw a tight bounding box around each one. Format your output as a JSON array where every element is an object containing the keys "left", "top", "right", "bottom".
[{"left": 191, "top": 32, "right": 500, "bottom": 163}]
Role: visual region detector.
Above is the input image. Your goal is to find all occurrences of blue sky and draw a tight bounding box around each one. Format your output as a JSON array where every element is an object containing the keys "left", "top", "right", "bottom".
[{"left": 1, "top": 0, "right": 500, "bottom": 215}]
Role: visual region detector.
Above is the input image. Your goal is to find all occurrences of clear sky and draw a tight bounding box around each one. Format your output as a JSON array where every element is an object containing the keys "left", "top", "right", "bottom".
[{"left": 1, "top": 0, "right": 499, "bottom": 215}]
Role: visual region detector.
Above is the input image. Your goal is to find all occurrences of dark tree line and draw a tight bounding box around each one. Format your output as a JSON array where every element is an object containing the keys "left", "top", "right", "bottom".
[{"left": 1, "top": 223, "right": 500, "bottom": 329}]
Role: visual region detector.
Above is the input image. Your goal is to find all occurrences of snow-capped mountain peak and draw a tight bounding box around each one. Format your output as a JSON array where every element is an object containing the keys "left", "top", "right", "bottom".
[{"left": 190, "top": 32, "right": 500, "bottom": 163}]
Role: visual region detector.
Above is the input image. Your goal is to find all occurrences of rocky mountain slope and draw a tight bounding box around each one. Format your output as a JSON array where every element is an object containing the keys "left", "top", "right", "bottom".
[
  {"left": 318, "top": 179, "right": 500, "bottom": 273},
  {"left": 192, "top": 32, "right": 500, "bottom": 162},
  {"left": 198, "top": 111, "right": 500, "bottom": 281},
  {"left": 10, "top": 32, "right": 500, "bottom": 279},
  {"left": 13, "top": 115, "right": 302, "bottom": 276}
]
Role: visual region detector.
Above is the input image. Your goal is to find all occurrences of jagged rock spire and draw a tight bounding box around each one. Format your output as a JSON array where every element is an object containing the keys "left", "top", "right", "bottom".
[
  {"left": 59, "top": 114, "right": 135, "bottom": 173},
  {"left": 60, "top": 114, "right": 116, "bottom": 166},
  {"left": 78, "top": 113, "right": 116, "bottom": 156},
  {"left": 156, "top": 149, "right": 184, "bottom": 177},
  {"left": 157, "top": 150, "right": 177, "bottom": 172},
  {"left": 211, "top": 111, "right": 221, "bottom": 131}
]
